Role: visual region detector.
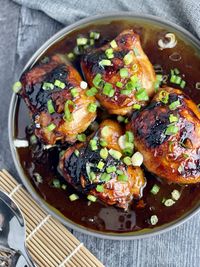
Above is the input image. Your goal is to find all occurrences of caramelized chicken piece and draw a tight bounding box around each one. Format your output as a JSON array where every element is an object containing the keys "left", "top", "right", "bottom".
[
  {"left": 19, "top": 54, "right": 96, "bottom": 144},
  {"left": 59, "top": 119, "right": 146, "bottom": 210},
  {"left": 81, "top": 29, "right": 156, "bottom": 115},
  {"left": 128, "top": 87, "right": 200, "bottom": 184}
]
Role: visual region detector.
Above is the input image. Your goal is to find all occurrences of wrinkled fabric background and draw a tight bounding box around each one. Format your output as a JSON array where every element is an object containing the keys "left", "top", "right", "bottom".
[{"left": 0, "top": 0, "right": 200, "bottom": 266}]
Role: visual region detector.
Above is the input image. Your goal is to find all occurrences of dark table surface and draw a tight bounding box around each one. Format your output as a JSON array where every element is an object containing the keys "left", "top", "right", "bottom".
[{"left": 1, "top": 1, "right": 200, "bottom": 266}]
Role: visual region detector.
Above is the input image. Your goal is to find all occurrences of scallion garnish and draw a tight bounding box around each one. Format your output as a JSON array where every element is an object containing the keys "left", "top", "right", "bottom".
[
  {"left": 133, "top": 47, "right": 140, "bottom": 56},
  {"left": 67, "top": 52, "right": 75, "bottom": 60},
  {"left": 47, "top": 99, "right": 55, "bottom": 114},
  {"left": 86, "top": 87, "right": 98, "bottom": 96},
  {"left": 89, "top": 139, "right": 98, "bottom": 151},
  {"left": 74, "top": 149, "right": 80, "bottom": 157},
  {"left": 133, "top": 104, "right": 141, "bottom": 110},
  {"left": 96, "top": 185, "right": 104, "bottom": 192},
  {"left": 77, "top": 37, "right": 88, "bottom": 46},
  {"left": 99, "top": 59, "right": 112, "bottom": 67},
  {"left": 71, "top": 88, "right": 79, "bottom": 98},
  {"left": 120, "top": 89, "right": 132, "bottom": 95},
  {"left": 12, "top": 81, "right": 22, "bottom": 93},
  {"left": 164, "top": 199, "right": 175, "bottom": 207},
  {"left": 125, "top": 131, "right": 134, "bottom": 143},
  {"left": 150, "top": 215, "right": 158, "bottom": 225},
  {"left": 97, "top": 161, "right": 105, "bottom": 170},
  {"left": 117, "top": 115, "right": 125, "bottom": 122},
  {"left": 158, "top": 90, "right": 169, "bottom": 104},
  {"left": 77, "top": 133, "right": 86, "bottom": 142},
  {"left": 90, "top": 31, "right": 100, "bottom": 40},
  {"left": 116, "top": 170, "right": 123, "bottom": 175},
  {"left": 93, "top": 73, "right": 103, "bottom": 88},
  {"left": 69, "top": 194, "right": 79, "bottom": 201},
  {"left": 42, "top": 82, "right": 54, "bottom": 90},
  {"left": 131, "top": 152, "right": 143, "bottom": 166},
  {"left": 169, "top": 114, "right": 178, "bottom": 123},
  {"left": 101, "top": 126, "right": 109, "bottom": 137},
  {"left": 100, "top": 139, "right": 107, "bottom": 147},
  {"left": 117, "top": 174, "right": 128, "bottom": 182},
  {"left": 100, "top": 173, "right": 111, "bottom": 182},
  {"left": 46, "top": 123, "right": 56, "bottom": 132},
  {"left": 105, "top": 48, "right": 114, "bottom": 59},
  {"left": 108, "top": 149, "right": 122, "bottom": 160},
  {"left": 123, "top": 52, "right": 133, "bottom": 65},
  {"left": 116, "top": 81, "right": 123, "bottom": 88},
  {"left": 87, "top": 195, "right": 97, "bottom": 202},
  {"left": 110, "top": 40, "right": 118, "bottom": 49},
  {"left": 64, "top": 100, "right": 74, "bottom": 121},
  {"left": 135, "top": 88, "right": 149, "bottom": 101},
  {"left": 171, "top": 189, "right": 181, "bottom": 200},
  {"left": 61, "top": 184, "right": 67, "bottom": 190},
  {"left": 123, "top": 156, "right": 132, "bottom": 166},
  {"left": 120, "top": 68, "right": 129, "bottom": 78},
  {"left": 165, "top": 124, "right": 179, "bottom": 135},
  {"left": 150, "top": 184, "right": 160, "bottom": 195},
  {"left": 54, "top": 79, "right": 65, "bottom": 89},
  {"left": 52, "top": 179, "right": 61, "bottom": 188},
  {"left": 169, "top": 100, "right": 181, "bottom": 110},
  {"left": 100, "top": 148, "right": 108, "bottom": 160},
  {"left": 103, "top": 83, "right": 115, "bottom": 97},
  {"left": 180, "top": 80, "right": 186, "bottom": 89},
  {"left": 87, "top": 103, "right": 97, "bottom": 113},
  {"left": 106, "top": 166, "right": 116, "bottom": 174}
]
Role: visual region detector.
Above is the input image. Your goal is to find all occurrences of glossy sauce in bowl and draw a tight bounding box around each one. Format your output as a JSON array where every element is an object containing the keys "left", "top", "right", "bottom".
[{"left": 14, "top": 17, "right": 200, "bottom": 234}]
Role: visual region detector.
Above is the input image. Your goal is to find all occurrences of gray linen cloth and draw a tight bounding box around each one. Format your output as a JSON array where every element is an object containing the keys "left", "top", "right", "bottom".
[{"left": 13, "top": 0, "right": 200, "bottom": 38}]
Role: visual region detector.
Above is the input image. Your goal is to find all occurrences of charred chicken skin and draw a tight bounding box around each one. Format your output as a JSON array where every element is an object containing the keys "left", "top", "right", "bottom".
[
  {"left": 128, "top": 87, "right": 200, "bottom": 184},
  {"left": 19, "top": 54, "right": 96, "bottom": 145},
  {"left": 59, "top": 119, "right": 146, "bottom": 210},
  {"left": 81, "top": 29, "right": 156, "bottom": 115}
]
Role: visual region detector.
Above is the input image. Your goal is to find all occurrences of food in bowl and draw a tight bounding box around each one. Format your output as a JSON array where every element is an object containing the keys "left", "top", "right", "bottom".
[{"left": 12, "top": 18, "right": 200, "bottom": 234}]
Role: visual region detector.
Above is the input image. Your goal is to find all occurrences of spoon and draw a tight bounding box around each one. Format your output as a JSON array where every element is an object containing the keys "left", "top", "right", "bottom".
[{"left": 0, "top": 191, "right": 35, "bottom": 267}]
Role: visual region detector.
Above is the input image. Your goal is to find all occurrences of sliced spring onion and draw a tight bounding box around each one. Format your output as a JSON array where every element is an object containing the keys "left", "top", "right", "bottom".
[
  {"left": 30, "top": 135, "right": 37, "bottom": 145},
  {"left": 97, "top": 161, "right": 105, "bottom": 170},
  {"left": 117, "top": 115, "right": 125, "bottom": 122},
  {"left": 133, "top": 47, "right": 140, "bottom": 56},
  {"left": 135, "top": 88, "right": 149, "bottom": 101},
  {"left": 77, "top": 133, "right": 86, "bottom": 142},
  {"left": 105, "top": 48, "right": 114, "bottom": 59},
  {"left": 46, "top": 123, "right": 56, "bottom": 132},
  {"left": 174, "top": 68, "right": 180, "bottom": 75},
  {"left": 89, "top": 172, "right": 96, "bottom": 181},
  {"left": 86, "top": 87, "right": 98, "bottom": 96},
  {"left": 169, "top": 114, "right": 178, "bottom": 123},
  {"left": 96, "top": 184, "right": 104, "bottom": 192},
  {"left": 99, "top": 59, "right": 112, "bottom": 67},
  {"left": 93, "top": 73, "right": 103, "bottom": 88},
  {"left": 71, "top": 88, "right": 79, "bottom": 98},
  {"left": 164, "top": 199, "right": 175, "bottom": 207},
  {"left": 116, "top": 81, "right": 123, "bottom": 88},
  {"left": 126, "top": 131, "right": 134, "bottom": 143},
  {"left": 125, "top": 81, "right": 135, "bottom": 91},
  {"left": 150, "top": 215, "right": 158, "bottom": 225},
  {"left": 87, "top": 103, "right": 97, "bottom": 113},
  {"left": 90, "top": 31, "right": 100, "bottom": 40},
  {"left": 118, "top": 135, "right": 126, "bottom": 150},
  {"left": 12, "top": 81, "right": 22, "bottom": 93},
  {"left": 116, "top": 170, "right": 123, "bottom": 175},
  {"left": 67, "top": 52, "right": 75, "bottom": 60},
  {"left": 69, "top": 194, "right": 79, "bottom": 201},
  {"left": 180, "top": 80, "right": 186, "bottom": 89},
  {"left": 87, "top": 195, "right": 97, "bottom": 202},
  {"left": 33, "top": 172, "right": 43, "bottom": 184},
  {"left": 47, "top": 99, "right": 55, "bottom": 114},
  {"left": 118, "top": 174, "right": 128, "bottom": 182},
  {"left": 120, "top": 89, "right": 132, "bottom": 95},
  {"left": 89, "top": 139, "right": 98, "bottom": 151},
  {"left": 101, "top": 126, "right": 109, "bottom": 137},
  {"left": 103, "top": 83, "right": 115, "bottom": 97},
  {"left": 52, "top": 179, "right": 60, "bottom": 188},
  {"left": 123, "top": 147, "right": 134, "bottom": 156},
  {"left": 61, "top": 184, "right": 67, "bottom": 190},
  {"left": 106, "top": 166, "right": 116, "bottom": 174},
  {"left": 171, "top": 189, "right": 181, "bottom": 200},
  {"left": 169, "top": 100, "right": 181, "bottom": 110},
  {"left": 100, "top": 173, "right": 111, "bottom": 182},
  {"left": 123, "top": 52, "right": 133, "bottom": 65},
  {"left": 123, "top": 156, "right": 132, "bottom": 166},
  {"left": 150, "top": 184, "right": 160, "bottom": 195},
  {"left": 133, "top": 104, "right": 141, "bottom": 110},
  {"left": 77, "top": 37, "right": 88, "bottom": 46},
  {"left": 158, "top": 90, "right": 169, "bottom": 104},
  {"left": 120, "top": 68, "right": 129, "bottom": 78},
  {"left": 42, "top": 82, "right": 54, "bottom": 90},
  {"left": 54, "top": 79, "right": 65, "bottom": 89},
  {"left": 109, "top": 149, "right": 122, "bottom": 160},
  {"left": 100, "top": 148, "right": 108, "bottom": 160},
  {"left": 80, "top": 81, "right": 88, "bottom": 89},
  {"left": 100, "top": 139, "right": 107, "bottom": 147},
  {"left": 131, "top": 152, "right": 143, "bottom": 166},
  {"left": 64, "top": 100, "right": 74, "bottom": 121},
  {"left": 74, "top": 149, "right": 80, "bottom": 157},
  {"left": 110, "top": 40, "right": 118, "bottom": 49},
  {"left": 165, "top": 124, "right": 179, "bottom": 135}
]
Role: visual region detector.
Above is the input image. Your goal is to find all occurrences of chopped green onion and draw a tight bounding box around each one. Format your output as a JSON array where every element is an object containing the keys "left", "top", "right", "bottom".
[
  {"left": 158, "top": 90, "right": 169, "bottom": 104},
  {"left": 89, "top": 172, "right": 96, "bottom": 181},
  {"left": 170, "top": 74, "right": 176, "bottom": 83},
  {"left": 100, "top": 148, "right": 108, "bottom": 159},
  {"left": 89, "top": 139, "right": 98, "bottom": 151},
  {"left": 182, "top": 153, "right": 189, "bottom": 159},
  {"left": 174, "top": 76, "right": 182, "bottom": 84},
  {"left": 125, "top": 131, "right": 134, "bottom": 143},
  {"left": 87, "top": 103, "right": 97, "bottom": 113},
  {"left": 90, "top": 31, "right": 100, "bottom": 40},
  {"left": 116, "top": 81, "right": 123, "bottom": 88},
  {"left": 135, "top": 88, "right": 149, "bottom": 101},
  {"left": 71, "top": 88, "right": 79, "bottom": 98},
  {"left": 133, "top": 104, "right": 141, "bottom": 110},
  {"left": 125, "top": 81, "right": 135, "bottom": 91},
  {"left": 130, "top": 75, "right": 140, "bottom": 88},
  {"left": 67, "top": 52, "right": 75, "bottom": 60},
  {"left": 12, "top": 81, "right": 22, "bottom": 93},
  {"left": 133, "top": 47, "right": 140, "bottom": 56},
  {"left": 87, "top": 195, "right": 97, "bottom": 202},
  {"left": 124, "top": 118, "right": 129, "bottom": 124},
  {"left": 123, "top": 52, "right": 133, "bottom": 65},
  {"left": 116, "top": 170, "right": 123, "bottom": 175},
  {"left": 101, "top": 126, "right": 109, "bottom": 137},
  {"left": 99, "top": 59, "right": 112, "bottom": 66},
  {"left": 164, "top": 199, "right": 175, "bottom": 207},
  {"left": 174, "top": 68, "right": 180, "bottom": 75},
  {"left": 180, "top": 80, "right": 186, "bottom": 89},
  {"left": 96, "top": 184, "right": 104, "bottom": 192},
  {"left": 74, "top": 149, "right": 80, "bottom": 157},
  {"left": 69, "top": 194, "right": 79, "bottom": 201},
  {"left": 150, "top": 215, "right": 158, "bottom": 225},
  {"left": 33, "top": 172, "right": 43, "bottom": 184},
  {"left": 77, "top": 37, "right": 88, "bottom": 46},
  {"left": 86, "top": 87, "right": 98, "bottom": 96},
  {"left": 106, "top": 166, "right": 116, "bottom": 174},
  {"left": 171, "top": 189, "right": 181, "bottom": 200},
  {"left": 120, "top": 89, "right": 132, "bottom": 95},
  {"left": 97, "top": 161, "right": 105, "bottom": 170},
  {"left": 123, "top": 147, "right": 134, "bottom": 156},
  {"left": 103, "top": 83, "right": 115, "bottom": 97},
  {"left": 109, "top": 149, "right": 122, "bottom": 160},
  {"left": 110, "top": 40, "right": 118, "bottom": 49},
  {"left": 42, "top": 82, "right": 54, "bottom": 90},
  {"left": 123, "top": 156, "right": 132, "bottom": 166},
  {"left": 47, "top": 123, "right": 56, "bottom": 132},
  {"left": 77, "top": 133, "right": 86, "bottom": 142},
  {"left": 105, "top": 48, "right": 114, "bottom": 59},
  {"left": 117, "top": 115, "right": 125, "bottom": 122},
  {"left": 30, "top": 135, "right": 37, "bottom": 145},
  {"left": 118, "top": 174, "right": 128, "bottom": 182},
  {"left": 61, "top": 184, "right": 67, "bottom": 190},
  {"left": 93, "top": 73, "right": 103, "bottom": 88},
  {"left": 131, "top": 152, "right": 143, "bottom": 166},
  {"left": 120, "top": 68, "right": 129, "bottom": 78},
  {"left": 64, "top": 100, "right": 74, "bottom": 121},
  {"left": 169, "top": 114, "right": 178, "bottom": 123},
  {"left": 150, "top": 184, "right": 160, "bottom": 195},
  {"left": 169, "top": 100, "right": 181, "bottom": 110},
  {"left": 100, "top": 139, "right": 107, "bottom": 147},
  {"left": 100, "top": 173, "right": 111, "bottom": 182},
  {"left": 54, "top": 79, "right": 65, "bottom": 89},
  {"left": 52, "top": 179, "right": 60, "bottom": 188},
  {"left": 47, "top": 99, "right": 55, "bottom": 114},
  {"left": 165, "top": 124, "right": 179, "bottom": 135},
  {"left": 90, "top": 39, "right": 95, "bottom": 45}
]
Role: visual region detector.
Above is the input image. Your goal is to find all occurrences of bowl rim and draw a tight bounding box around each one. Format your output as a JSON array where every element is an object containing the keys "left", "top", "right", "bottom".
[{"left": 8, "top": 12, "right": 200, "bottom": 240}]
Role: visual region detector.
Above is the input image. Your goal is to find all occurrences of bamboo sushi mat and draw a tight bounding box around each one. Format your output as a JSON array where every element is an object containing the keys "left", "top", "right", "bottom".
[{"left": 0, "top": 169, "right": 104, "bottom": 267}]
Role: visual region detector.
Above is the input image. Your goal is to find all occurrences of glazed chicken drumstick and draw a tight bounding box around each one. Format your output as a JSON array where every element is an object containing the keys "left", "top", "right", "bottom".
[
  {"left": 128, "top": 87, "right": 200, "bottom": 184},
  {"left": 59, "top": 119, "right": 146, "bottom": 210},
  {"left": 81, "top": 29, "right": 156, "bottom": 115},
  {"left": 19, "top": 54, "right": 96, "bottom": 145}
]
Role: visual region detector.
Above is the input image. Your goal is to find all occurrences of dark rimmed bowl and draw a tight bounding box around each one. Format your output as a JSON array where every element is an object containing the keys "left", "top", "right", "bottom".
[{"left": 8, "top": 13, "right": 200, "bottom": 240}]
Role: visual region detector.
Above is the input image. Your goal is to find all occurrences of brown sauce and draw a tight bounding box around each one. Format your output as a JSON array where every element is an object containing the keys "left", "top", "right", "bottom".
[{"left": 15, "top": 19, "right": 200, "bottom": 233}]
